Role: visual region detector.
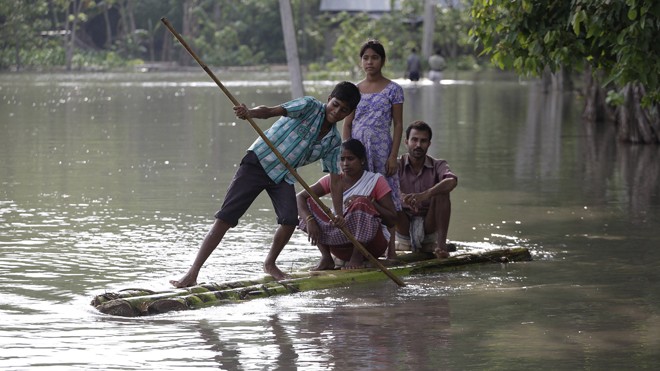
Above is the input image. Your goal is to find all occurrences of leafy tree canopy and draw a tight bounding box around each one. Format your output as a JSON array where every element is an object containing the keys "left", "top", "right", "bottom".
[{"left": 470, "top": 0, "right": 660, "bottom": 104}]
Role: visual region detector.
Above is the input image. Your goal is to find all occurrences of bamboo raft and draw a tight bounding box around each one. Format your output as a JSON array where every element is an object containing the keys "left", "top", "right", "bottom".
[{"left": 91, "top": 246, "right": 532, "bottom": 317}]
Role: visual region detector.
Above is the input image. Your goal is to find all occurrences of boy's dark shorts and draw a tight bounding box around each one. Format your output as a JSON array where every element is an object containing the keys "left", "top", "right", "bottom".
[{"left": 215, "top": 151, "right": 298, "bottom": 226}]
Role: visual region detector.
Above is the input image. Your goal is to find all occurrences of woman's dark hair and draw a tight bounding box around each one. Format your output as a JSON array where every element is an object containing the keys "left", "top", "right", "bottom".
[
  {"left": 341, "top": 138, "right": 367, "bottom": 162},
  {"left": 359, "top": 39, "right": 386, "bottom": 62},
  {"left": 405, "top": 120, "right": 433, "bottom": 140}
]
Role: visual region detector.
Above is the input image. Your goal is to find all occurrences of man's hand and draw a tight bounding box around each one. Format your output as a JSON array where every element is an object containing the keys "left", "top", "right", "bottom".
[{"left": 401, "top": 192, "right": 421, "bottom": 213}]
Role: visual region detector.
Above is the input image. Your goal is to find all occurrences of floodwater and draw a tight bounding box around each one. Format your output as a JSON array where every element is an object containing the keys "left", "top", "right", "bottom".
[{"left": 1, "top": 70, "right": 659, "bottom": 370}]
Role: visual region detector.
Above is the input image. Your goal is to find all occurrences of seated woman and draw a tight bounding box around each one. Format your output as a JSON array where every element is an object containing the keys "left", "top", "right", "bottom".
[{"left": 297, "top": 139, "right": 397, "bottom": 270}]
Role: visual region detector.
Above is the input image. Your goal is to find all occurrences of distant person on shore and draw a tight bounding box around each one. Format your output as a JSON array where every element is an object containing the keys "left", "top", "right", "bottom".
[
  {"left": 405, "top": 47, "right": 422, "bottom": 82},
  {"left": 170, "top": 81, "right": 361, "bottom": 287},
  {"left": 342, "top": 39, "right": 404, "bottom": 260},
  {"left": 428, "top": 49, "right": 446, "bottom": 83},
  {"left": 397, "top": 121, "right": 458, "bottom": 259},
  {"left": 297, "top": 139, "right": 396, "bottom": 270}
]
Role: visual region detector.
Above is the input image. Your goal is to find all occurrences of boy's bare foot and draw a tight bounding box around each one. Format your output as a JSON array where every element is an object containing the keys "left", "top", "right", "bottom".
[
  {"left": 311, "top": 257, "right": 336, "bottom": 271},
  {"left": 170, "top": 272, "right": 198, "bottom": 288},
  {"left": 264, "top": 262, "right": 289, "bottom": 280},
  {"left": 434, "top": 247, "right": 450, "bottom": 259}
]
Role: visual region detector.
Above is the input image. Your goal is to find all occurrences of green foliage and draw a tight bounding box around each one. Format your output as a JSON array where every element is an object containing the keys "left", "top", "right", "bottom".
[
  {"left": 325, "top": 10, "right": 415, "bottom": 79},
  {"left": 606, "top": 90, "right": 625, "bottom": 106},
  {"left": 433, "top": 3, "right": 475, "bottom": 61},
  {"left": 70, "top": 50, "right": 142, "bottom": 70},
  {"left": 454, "top": 54, "right": 480, "bottom": 71},
  {"left": 470, "top": 0, "right": 660, "bottom": 104},
  {"left": 327, "top": 12, "right": 380, "bottom": 78},
  {"left": 192, "top": 6, "right": 265, "bottom": 66},
  {"left": 0, "top": 0, "right": 52, "bottom": 69},
  {"left": 0, "top": 0, "right": 478, "bottom": 75}
]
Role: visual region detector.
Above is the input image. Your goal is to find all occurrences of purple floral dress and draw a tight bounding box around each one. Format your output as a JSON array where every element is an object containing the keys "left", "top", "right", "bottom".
[{"left": 351, "top": 81, "right": 404, "bottom": 210}]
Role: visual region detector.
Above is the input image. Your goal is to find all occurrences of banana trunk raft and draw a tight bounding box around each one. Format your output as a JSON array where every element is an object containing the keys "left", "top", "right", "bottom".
[{"left": 91, "top": 247, "right": 532, "bottom": 317}]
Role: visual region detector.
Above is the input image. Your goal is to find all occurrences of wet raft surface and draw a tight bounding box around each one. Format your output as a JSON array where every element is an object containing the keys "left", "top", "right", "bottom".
[{"left": 92, "top": 247, "right": 532, "bottom": 317}]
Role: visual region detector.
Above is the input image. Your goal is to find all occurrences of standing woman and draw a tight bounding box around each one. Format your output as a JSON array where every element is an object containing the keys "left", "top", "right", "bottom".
[{"left": 342, "top": 39, "right": 404, "bottom": 258}]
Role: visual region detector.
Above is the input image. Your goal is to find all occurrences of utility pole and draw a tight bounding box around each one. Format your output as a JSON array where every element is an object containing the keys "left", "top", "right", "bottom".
[{"left": 279, "top": 0, "right": 305, "bottom": 98}]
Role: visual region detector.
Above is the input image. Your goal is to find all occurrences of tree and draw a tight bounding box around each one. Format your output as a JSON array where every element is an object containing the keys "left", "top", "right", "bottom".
[
  {"left": 433, "top": 1, "right": 474, "bottom": 64},
  {"left": 100, "top": 0, "right": 115, "bottom": 48},
  {"left": 327, "top": 10, "right": 413, "bottom": 79},
  {"left": 0, "top": 0, "right": 52, "bottom": 70},
  {"left": 470, "top": 0, "right": 660, "bottom": 143},
  {"left": 279, "top": 0, "right": 304, "bottom": 98},
  {"left": 1, "top": 0, "right": 480, "bottom": 73},
  {"left": 62, "top": 0, "right": 88, "bottom": 71},
  {"left": 327, "top": 12, "right": 382, "bottom": 79}
]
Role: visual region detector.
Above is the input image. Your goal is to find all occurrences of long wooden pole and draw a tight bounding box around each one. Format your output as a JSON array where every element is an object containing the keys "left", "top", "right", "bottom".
[{"left": 161, "top": 17, "right": 405, "bottom": 287}]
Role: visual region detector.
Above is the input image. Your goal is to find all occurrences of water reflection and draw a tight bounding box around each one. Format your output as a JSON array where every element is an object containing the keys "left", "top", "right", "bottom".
[
  {"left": 183, "top": 286, "right": 454, "bottom": 370},
  {"left": 196, "top": 319, "right": 244, "bottom": 369},
  {"left": 515, "top": 84, "right": 564, "bottom": 187},
  {"left": 296, "top": 296, "right": 452, "bottom": 370},
  {"left": 615, "top": 143, "right": 660, "bottom": 224},
  {"left": 579, "top": 108, "right": 660, "bottom": 224}
]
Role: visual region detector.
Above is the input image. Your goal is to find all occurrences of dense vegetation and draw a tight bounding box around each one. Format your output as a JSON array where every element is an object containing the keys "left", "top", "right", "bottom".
[
  {"left": 470, "top": 0, "right": 659, "bottom": 143},
  {"left": 0, "top": 0, "right": 476, "bottom": 76}
]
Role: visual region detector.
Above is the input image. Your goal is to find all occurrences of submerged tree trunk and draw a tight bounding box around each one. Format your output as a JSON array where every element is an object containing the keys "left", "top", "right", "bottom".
[
  {"left": 583, "top": 68, "right": 658, "bottom": 144},
  {"left": 541, "top": 66, "right": 564, "bottom": 93},
  {"left": 582, "top": 68, "right": 614, "bottom": 124},
  {"left": 616, "top": 83, "right": 660, "bottom": 144}
]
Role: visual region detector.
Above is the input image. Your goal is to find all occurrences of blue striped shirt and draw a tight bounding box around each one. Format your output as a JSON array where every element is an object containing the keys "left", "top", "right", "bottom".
[{"left": 248, "top": 96, "right": 342, "bottom": 184}]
